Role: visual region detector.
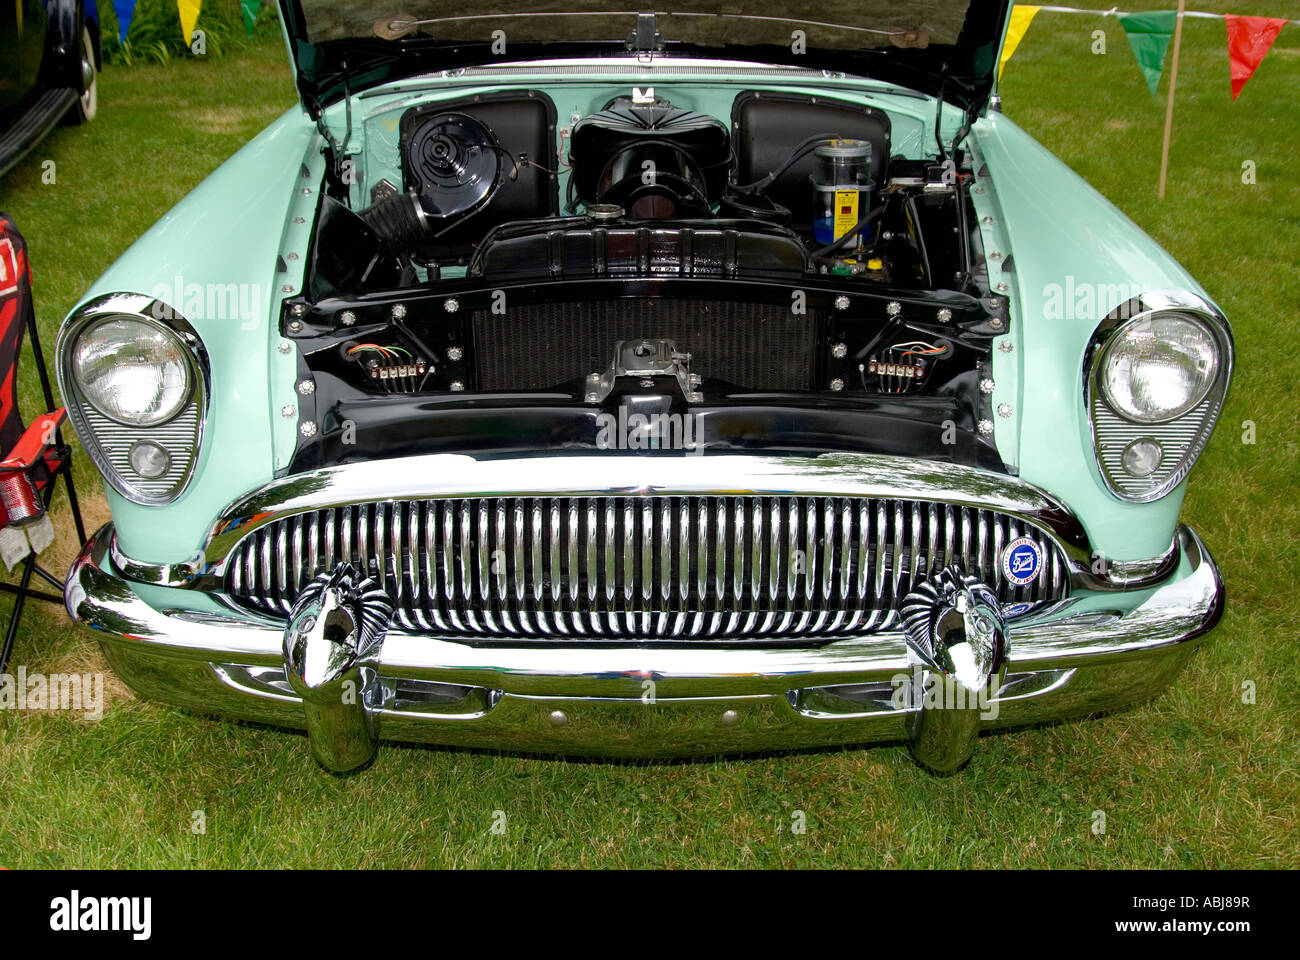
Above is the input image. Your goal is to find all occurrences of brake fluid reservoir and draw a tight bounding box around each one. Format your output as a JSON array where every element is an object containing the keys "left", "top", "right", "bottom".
[{"left": 810, "top": 139, "right": 873, "bottom": 246}]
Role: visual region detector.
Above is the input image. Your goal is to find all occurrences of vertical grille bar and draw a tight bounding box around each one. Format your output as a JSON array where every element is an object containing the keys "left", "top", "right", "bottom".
[
  {"left": 512, "top": 500, "right": 530, "bottom": 634},
  {"left": 694, "top": 499, "right": 709, "bottom": 637},
  {"left": 604, "top": 500, "right": 617, "bottom": 634},
  {"left": 585, "top": 498, "right": 599, "bottom": 633},
  {"left": 549, "top": 501, "right": 566, "bottom": 636},
  {"left": 658, "top": 498, "right": 672, "bottom": 637},
  {"left": 641, "top": 500, "right": 654, "bottom": 637},
  {"left": 714, "top": 498, "right": 728, "bottom": 635},
  {"left": 568, "top": 501, "right": 582, "bottom": 634}
]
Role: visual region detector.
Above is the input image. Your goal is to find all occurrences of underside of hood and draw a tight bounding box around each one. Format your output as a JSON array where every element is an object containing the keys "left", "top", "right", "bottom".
[{"left": 278, "top": 1, "right": 1014, "bottom": 118}]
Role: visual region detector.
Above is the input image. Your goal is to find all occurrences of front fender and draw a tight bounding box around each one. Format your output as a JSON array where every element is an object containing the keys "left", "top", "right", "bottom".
[
  {"left": 68, "top": 106, "right": 320, "bottom": 564},
  {"left": 970, "top": 111, "right": 1222, "bottom": 563}
]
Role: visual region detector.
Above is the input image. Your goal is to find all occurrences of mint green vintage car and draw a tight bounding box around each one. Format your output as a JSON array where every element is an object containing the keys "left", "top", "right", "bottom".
[{"left": 59, "top": 1, "right": 1231, "bottom": 774}]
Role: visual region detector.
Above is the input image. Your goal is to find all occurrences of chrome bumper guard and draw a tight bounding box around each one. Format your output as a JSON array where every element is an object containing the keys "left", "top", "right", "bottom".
[{"left": 67, "top": 520, "right": 1223, "bottom": 770}]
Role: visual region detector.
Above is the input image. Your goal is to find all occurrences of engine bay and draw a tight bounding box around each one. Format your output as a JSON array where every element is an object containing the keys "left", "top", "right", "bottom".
[
  {"left": 313, "top": 87, "right": 982, "bottom": 290},
  {"left": 286, "top": 83, "right": 1007, "bottom": 471}
]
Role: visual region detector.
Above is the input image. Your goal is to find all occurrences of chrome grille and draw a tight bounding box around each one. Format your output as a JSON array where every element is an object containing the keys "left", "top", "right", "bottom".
[{"left": 224, "top": 496, "right": 1068, "bottom": 640}]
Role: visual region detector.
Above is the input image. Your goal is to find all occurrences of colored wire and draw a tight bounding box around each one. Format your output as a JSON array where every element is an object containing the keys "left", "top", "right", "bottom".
[
  {"left": 889, "top": 341, "right": 947, "bottom": 358},
  {"left": 348, "top": 343, "right": 397, "bottom": 358},
  {"left": 557, "top": 128, "right": 573, "bottom": 170}
]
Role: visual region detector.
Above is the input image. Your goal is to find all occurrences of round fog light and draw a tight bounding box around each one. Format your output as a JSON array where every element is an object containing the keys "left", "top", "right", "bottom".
[
  {"left": 129, "top": 441, "right": 171, "bottom": 479},
  {"left": 1121, "top": 438, "right": 1163, "bottom": 478}
]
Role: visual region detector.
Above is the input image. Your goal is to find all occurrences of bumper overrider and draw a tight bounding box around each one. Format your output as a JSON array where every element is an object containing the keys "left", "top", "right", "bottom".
[{"left": 64, "top": 454, "right": 1224, "bottom": 773}]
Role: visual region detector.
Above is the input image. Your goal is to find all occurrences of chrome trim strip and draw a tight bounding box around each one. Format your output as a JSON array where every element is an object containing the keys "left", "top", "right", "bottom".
[{"left": 201, "top": 452, "right": 1090, "bottom": 561}]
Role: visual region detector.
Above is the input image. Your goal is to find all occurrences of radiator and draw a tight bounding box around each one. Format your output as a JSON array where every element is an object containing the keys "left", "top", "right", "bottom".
[{"left": 471, "top": 300, "right": 815, "bottom": 391}]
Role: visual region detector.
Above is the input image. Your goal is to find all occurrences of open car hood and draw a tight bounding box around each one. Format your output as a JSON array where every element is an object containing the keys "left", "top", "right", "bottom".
[{"left": 278, "top": 1, "right": 1015, "bottom": 119}]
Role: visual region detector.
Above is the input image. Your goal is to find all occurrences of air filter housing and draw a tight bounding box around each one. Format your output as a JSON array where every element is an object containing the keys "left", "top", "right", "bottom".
[{"left": 569, "top": 98, "right": 730, "bottom": 218}]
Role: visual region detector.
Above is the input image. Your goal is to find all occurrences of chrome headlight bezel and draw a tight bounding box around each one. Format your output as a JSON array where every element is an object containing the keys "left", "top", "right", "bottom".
[
  {"left": 1084, "top": 290, "right": 1233, "bottom": 503},
  {"left": 57, "top": 293, "right": 209, "bottom": 505}
]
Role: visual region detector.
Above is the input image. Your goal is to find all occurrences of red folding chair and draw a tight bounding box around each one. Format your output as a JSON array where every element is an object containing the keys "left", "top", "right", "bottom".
[{"left": 0, "top": 212, "right": 86, "bottom": 676}]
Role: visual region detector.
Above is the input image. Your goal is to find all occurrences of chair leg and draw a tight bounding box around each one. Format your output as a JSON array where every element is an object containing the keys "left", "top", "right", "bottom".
[
  {"left": 42, "top": 459, "right": 88, "bottom": 546},
  {"left": 63, "top": 464, "right": 87, "bottom": 545},
  {"left": 32, "top": 562, "right": 63, "bottom": 594},
  {"left": 0, "top": 553, "right": 36, "bottom": 677},
  {"left": 0, "top": 581, "right": 62, "bottom": 604}
]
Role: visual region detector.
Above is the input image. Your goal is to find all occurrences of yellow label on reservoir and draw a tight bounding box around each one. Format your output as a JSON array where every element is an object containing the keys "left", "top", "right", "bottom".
[{"left": 833, "top": 189, "right": 859, "bottom": 239}]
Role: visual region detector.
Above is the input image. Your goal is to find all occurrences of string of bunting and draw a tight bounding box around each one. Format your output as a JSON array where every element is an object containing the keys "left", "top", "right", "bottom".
[
  {"left": 111, "top": 1, "right": 264, "bottom": 45},
  {"left": 1000, "top": 4, "right": 1295, "bottom": 100}
]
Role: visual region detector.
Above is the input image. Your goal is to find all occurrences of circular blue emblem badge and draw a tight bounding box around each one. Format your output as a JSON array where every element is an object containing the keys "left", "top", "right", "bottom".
[{"left": 1002, "top": 537, "right": 1042, "bottom": 586}]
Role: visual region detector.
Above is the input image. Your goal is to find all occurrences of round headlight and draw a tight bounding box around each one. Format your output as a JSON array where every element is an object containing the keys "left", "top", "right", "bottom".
[
  {"left": 72, "top": 317, "right": 191, "bottom": 426},
  {"left": 1098, "top": 313, "right": 1218, "bottom": 423}
]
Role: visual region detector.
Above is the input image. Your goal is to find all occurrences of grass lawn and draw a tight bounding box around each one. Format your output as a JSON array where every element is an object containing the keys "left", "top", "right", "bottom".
[{"left": 0, "top": 7, "right": 1296, "bottom": 868}]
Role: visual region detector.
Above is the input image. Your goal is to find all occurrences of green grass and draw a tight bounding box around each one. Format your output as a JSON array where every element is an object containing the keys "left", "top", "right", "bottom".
[{"left": 0, "top": 9, "right": 1297, "bottom": 868}]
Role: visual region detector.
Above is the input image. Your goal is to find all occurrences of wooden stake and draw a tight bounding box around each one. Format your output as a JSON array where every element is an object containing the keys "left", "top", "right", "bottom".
[{"left": 1158, "top": 0, "right": 1187, "bottom": 199}]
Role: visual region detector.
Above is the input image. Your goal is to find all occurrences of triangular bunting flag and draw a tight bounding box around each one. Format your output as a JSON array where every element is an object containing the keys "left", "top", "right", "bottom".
[
  {"left": 177, "top": 0, "right": 202, "bottom": 48},
  {"left": 240, "top": 0, "right": 261, "bottom": 36},
  {"left": 112, "top": 0, "right": 138, "bottom": 43},
  {"left": 1224, "top": 14, "right": 1287, "bottom": 100},
  {"left": 1118, "top": 10, "right": 1179, "bottom": 95},
  {"left": 998, "top": 6, "right": 1041, "bottom": 81}
]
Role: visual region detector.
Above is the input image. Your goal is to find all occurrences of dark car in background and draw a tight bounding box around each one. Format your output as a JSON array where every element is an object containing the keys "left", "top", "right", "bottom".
[{"left": 0, "top": 0, "right": 100, "bottom": 177}]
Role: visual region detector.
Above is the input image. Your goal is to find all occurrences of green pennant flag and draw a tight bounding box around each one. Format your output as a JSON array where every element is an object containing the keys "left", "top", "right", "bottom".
[
  {"left": 1118, "top": 11, "right": 1179, "bottom": 95},
  {"left": 240, "top": 0, "right": 261, "bottom": 35}
]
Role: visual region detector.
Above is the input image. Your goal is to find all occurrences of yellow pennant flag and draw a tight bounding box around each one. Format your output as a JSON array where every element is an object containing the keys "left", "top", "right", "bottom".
[
  {"left": 998, "top": 5, "right": 1041, "bottom": 80},
  {"left": 178, "top": 0, "right": 202, "bottom": 47}
]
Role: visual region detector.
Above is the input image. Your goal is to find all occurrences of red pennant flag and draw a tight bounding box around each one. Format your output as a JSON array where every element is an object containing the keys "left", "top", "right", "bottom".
[{"left": 1225, "top": 14, "right": 1288, "bottom": 100}]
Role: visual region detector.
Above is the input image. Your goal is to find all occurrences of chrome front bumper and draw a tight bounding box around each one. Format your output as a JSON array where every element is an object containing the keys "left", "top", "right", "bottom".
[{"left": 66, "top": 521, "right": 1223, "bottom": 763}]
